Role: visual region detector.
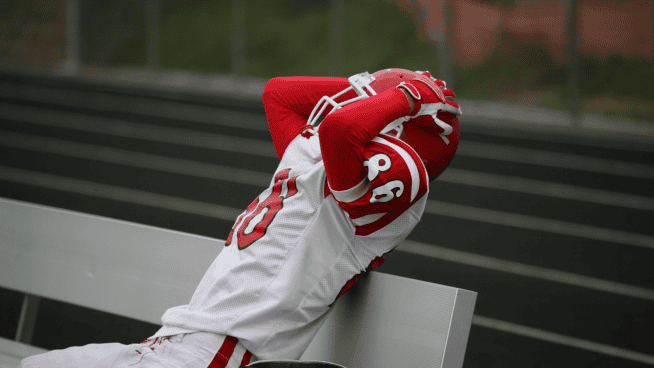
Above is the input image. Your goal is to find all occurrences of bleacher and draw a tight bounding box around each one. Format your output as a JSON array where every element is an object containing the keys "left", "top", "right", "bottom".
[{"left": 0, "top": 197, "right": 476, "bottom": 368}]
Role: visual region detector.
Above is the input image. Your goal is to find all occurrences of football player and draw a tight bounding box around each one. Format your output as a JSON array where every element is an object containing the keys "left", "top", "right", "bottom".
[{"left": 22, "top": 69, "right": 461, "bottom": 368}]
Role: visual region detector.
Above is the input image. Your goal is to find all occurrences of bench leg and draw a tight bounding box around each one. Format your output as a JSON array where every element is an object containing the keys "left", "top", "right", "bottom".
[{"left": 15, "top": 294, "right": 41, "bottom": 345}]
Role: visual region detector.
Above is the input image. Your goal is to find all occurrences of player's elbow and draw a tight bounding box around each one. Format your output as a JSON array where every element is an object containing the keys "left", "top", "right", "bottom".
[
  {"left": 319, "top": 113, "right": 364, "bottom": 149},
  {"left": 263, "top": 78, "right": 282, "bottom": 103}
]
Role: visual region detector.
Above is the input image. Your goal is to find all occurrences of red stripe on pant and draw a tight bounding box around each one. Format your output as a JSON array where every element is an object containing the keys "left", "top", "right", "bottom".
[
  {"left": 240, "top": 350, "right": 253, "bottom": 367},
  {"left": 207, "top": 335, "right": 253, "bottom": 368}
]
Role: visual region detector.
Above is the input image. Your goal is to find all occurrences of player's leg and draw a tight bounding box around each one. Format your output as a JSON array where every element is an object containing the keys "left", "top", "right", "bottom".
[
  {"left": 246, "top": 360, "right": 347, "bottom": 367},
  {"left": 20, "top": 341, "right": 141, "bottom": 368},
  {"left": 21, "top": 333, "right": 257, "bottom": 368},
  {"left": 161, "top": 332, "right": 257, "bottom": 368}
]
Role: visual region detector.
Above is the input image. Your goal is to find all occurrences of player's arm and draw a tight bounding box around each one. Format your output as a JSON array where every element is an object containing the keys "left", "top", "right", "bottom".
[
  {"left": 318, "top": 87, "right": 414, "bottom": 191},
  {"left": 324, "top": 125, "right": 430, "bottom": 237},
  {"left": 262, "top": 77, "right": 358, "bottom": 160}
]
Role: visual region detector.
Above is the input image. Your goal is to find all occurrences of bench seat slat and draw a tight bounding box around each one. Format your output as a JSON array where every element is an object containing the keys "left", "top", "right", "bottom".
[{"left": 0, "top": 337, "right": 49, "bottom": 368}]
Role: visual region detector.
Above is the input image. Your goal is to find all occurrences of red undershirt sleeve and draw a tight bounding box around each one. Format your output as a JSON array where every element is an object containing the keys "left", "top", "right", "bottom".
[
  {"left": 262, "top": 77, "right": 357, "bottom": 160},
  {"left": 319, "top": 87, "right": 412, "bottom": 192}
]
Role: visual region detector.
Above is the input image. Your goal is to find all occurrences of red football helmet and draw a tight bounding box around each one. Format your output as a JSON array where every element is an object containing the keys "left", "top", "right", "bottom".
[{"left": 309, "top": 68, "right": 462, "bottom": 181}]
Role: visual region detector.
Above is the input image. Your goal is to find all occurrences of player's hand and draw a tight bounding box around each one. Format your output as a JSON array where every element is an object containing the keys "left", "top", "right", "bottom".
[
  {"left": 395, "top": 71, "right": 462, "bottom": 137},
  {"left": 414, "top": 70, "right": 459, "bottom": 105},
  {"left": 396, "top": 73, "right": 461, "bottom": 118},
  {"left": 414, "top": 70, "right": 449, "bottom": 92}
]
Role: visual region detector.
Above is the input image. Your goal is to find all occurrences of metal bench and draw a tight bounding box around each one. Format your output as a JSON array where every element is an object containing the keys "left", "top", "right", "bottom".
[{"left": 0, "top": 197, "right": 476, "bottom": 368}]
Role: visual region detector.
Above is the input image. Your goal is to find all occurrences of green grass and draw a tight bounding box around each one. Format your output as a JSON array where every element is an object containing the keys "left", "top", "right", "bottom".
[
  {"left": 158, "top": 1, "right": 232, "bottom": 74},
  {"left": 154, "top": 0, "right": 440, "bottom": 78}
]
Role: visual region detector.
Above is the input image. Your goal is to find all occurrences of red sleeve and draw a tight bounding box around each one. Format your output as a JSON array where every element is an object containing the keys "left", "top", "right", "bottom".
[
  {"left": 327, "top": 134, "right": 429, "bottom": 236},
  {"left": 262, "top": 77, "right": 357, "bottom": 160},
  {"left": 318, "top": 87, "right": 412, "bottom": 191}
]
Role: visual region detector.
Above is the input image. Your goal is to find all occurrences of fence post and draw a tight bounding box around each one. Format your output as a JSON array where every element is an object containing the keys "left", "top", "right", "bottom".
[
  {"left": 231, "top": 0, "right": 246, "bottom": 76},
  {"left": 64, "top": 0, "right": 80, "bottom": 75},
  {"left": 567, "top": 0, "right": 581, "bottom": 127},
  {"left": 14, "top": 294, "right": 41, "bottom": 345},
  {"left": 408, "top": 0, "right": 452, "bottom": 85},
  {"left": 441, "top": 0, "right": 453, "bottom": 87},
  {"left": 329, "top": 0, "right": 344, "bottom": 77},
  {"left": 146, "top": 0, "right": 160, "bottom": 70}
]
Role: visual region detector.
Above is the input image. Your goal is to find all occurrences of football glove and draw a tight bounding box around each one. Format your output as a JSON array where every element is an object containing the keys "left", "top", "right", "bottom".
[
  {"left": 415, "top": 70, "right": 447, "bottom": 90},
  {"left": 396, "top": 74, "right": 461, "bottom": 118},
  {"left": 394, "top": 71, "right": 462, "bottom": 136},
  {"left": 414, "top": 70, "right": 459, "bottom": 103}
]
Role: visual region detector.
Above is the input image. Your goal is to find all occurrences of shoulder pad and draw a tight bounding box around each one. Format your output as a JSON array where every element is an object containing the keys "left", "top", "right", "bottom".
[{"left": 329, "top": 134, "right": 428, "bottom": 233}]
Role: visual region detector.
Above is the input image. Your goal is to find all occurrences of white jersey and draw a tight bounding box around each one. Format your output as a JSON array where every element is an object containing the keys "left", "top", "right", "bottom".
[{"left": 150, "top": 127, "right": 429, "bottom": 360}]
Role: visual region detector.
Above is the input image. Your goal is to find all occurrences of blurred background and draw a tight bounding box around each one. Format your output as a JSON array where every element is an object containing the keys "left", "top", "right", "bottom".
[
  {"left": 1, "top": 1, "right": 654, "bottom": 368},
  {"left": 1, "top": 0, "right": 653, "bottom": 123}
]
